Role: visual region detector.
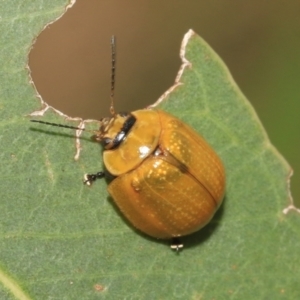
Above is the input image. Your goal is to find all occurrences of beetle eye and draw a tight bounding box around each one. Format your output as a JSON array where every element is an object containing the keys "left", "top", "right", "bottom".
[{"left": 101, "top": 138, "right": 112, "bottom": 147}]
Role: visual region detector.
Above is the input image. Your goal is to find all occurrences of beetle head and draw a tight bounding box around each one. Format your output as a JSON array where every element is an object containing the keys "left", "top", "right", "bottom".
[{"left": 94, "top": 112, "right": 135, "bottom": 150}]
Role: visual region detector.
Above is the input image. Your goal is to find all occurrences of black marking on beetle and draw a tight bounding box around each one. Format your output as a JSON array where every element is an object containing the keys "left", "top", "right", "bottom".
[{"left": 105, "top": 114, "right": 136, "bottom": 150}]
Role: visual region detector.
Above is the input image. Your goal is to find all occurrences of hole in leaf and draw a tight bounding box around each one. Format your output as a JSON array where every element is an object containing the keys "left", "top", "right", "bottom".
[{"left": 28, "top": 1, "right": 180, "bottom": 120}]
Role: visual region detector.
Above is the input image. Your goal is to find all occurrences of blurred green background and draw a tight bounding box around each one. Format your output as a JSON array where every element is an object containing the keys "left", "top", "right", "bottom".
[{"left": 29, "top": 0, "right": 299, "bottom": 206}]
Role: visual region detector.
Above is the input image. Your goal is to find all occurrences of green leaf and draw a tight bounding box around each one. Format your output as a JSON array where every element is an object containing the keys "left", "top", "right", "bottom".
[{"left": 0, "top": 3, "right": 298, "bottom": 299}]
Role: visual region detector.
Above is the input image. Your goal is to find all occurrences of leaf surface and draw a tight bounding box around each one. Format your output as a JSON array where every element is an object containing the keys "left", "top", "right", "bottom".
[{"left": 0, "top": 3, "right": 298, "bottom": 299}]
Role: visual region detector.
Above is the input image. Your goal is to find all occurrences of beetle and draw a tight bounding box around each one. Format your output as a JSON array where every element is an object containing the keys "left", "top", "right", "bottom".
[{"left": 31, "top": 36, "right": 225, "bottom": 251}]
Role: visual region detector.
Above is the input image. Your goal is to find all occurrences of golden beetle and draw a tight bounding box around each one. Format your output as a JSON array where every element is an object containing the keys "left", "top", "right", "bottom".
[{"left": 31, "top": 36, "right": 225, "bottom": 251}]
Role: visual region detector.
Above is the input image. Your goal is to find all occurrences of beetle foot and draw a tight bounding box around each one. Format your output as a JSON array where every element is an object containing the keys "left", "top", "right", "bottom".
[
  {"left": 83, "top": 171, "right": 105, "bottom": 186},
  {"left": 170, "top": 238, "right": 183, "bottom": 252}
]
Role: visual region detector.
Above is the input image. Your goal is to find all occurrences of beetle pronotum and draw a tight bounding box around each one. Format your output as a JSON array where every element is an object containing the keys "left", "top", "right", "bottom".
[{"left": 31, "top": 36, "right": 225, "bottom": 251}]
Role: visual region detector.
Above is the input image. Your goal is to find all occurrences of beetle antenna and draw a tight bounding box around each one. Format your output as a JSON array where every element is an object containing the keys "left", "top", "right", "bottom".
[
  {"left": 110, "top": 35, "right": 116, "bottom": 117},
  {"left": 30, "top": 120, "right": 98, "bottom": 134}
]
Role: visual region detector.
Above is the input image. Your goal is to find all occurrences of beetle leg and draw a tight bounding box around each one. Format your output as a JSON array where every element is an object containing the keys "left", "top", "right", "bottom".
[
  {"left": 83, "top": 171, "right": 105, "bottom": 186},
  {"left": 170, "top": 238, "right": 184, "bottom": 252}
]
